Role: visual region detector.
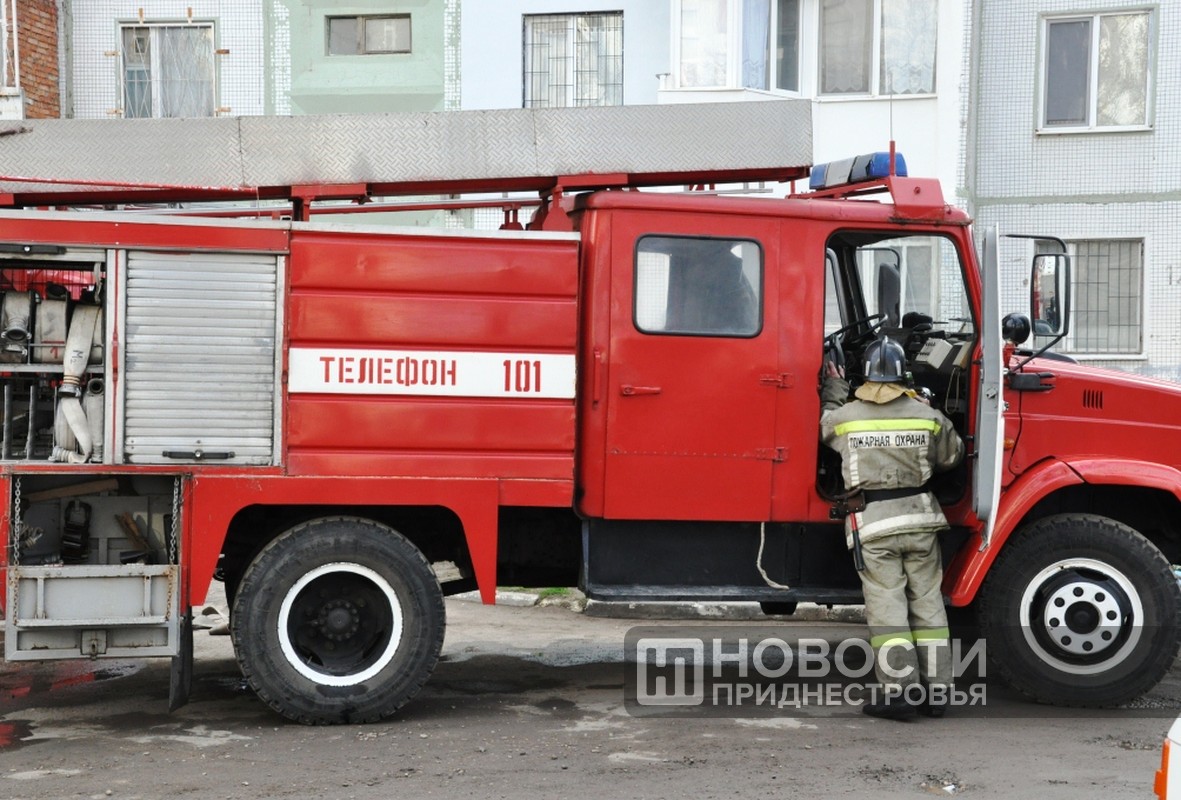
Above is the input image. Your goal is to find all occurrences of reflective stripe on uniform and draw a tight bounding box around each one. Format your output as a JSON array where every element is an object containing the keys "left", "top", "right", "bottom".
[
  {"left": 913, "top": 627, "right": 950, "bottom": 642},
  {"left": 870, "top": 632, "right": 915, "bottom": 649},
  {"left": 833, "top": 418, "right": 942, "bottom": 437}
]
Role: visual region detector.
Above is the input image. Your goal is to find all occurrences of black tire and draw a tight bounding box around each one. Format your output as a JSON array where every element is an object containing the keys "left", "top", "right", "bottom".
[
  {"left": 977, "top": 513, "right": 1180, "bottom": 707},
  {"left": 231, "top": 516, "right": 445, "bottom": 724}
]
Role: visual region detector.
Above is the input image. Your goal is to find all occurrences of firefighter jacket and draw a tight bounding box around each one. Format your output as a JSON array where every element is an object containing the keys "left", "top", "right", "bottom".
[{"left": 821, "top": 378, "right": 965, "bottom": 548}]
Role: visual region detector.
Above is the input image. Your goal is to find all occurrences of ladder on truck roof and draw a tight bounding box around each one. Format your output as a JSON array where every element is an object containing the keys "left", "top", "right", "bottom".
[{"left": 0, "top": 101, "right": 812, "bottom": 220}]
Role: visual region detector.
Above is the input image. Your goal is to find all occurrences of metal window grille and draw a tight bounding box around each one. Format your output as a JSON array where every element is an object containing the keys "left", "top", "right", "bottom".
[
  {"left": 120, "top": 24, "right": 216, "bottom": 119},
  {"left": 1039, "top": 239, "right": 1143, "bottom": 354},
  {"left": 523, "top": 13, "right": 623, "bottom": 108}
]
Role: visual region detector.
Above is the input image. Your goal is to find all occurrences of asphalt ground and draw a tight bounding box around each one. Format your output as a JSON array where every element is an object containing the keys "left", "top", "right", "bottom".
[{"left": 0, "top": 590, "right": 1177, "bottom": 799}]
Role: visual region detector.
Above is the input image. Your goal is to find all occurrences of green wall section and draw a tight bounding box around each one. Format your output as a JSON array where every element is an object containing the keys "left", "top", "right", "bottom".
[{"left": 268, "top": 0, "right": 445, "bottom": 115}]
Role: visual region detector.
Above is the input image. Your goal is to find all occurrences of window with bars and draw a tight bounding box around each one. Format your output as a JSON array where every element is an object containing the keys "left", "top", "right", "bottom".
[
  {"left": 1038, "top": 239, "right": 1143, "bottom": 354},
  {"left": 1041, "top": 11, "right": 1152, "bottom": 131},
  {"left": 121, "top": 24, "right": 216, "bottom": 118},
  {"left": 327, "top": 15, "right": 411, "bottom": 55},
  {"left": 523, "top": 12, "right": 623, "bottom": 108}
]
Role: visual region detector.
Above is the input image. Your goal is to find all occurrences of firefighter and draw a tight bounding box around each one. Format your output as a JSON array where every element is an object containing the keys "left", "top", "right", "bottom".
[{"left": 820, "top": 336, "right": 964, "bottom": 720}]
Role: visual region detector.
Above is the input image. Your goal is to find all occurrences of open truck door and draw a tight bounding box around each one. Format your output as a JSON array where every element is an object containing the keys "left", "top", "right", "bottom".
[{"left": 973, "top": 226, "right": 1004, "bottom": 547}]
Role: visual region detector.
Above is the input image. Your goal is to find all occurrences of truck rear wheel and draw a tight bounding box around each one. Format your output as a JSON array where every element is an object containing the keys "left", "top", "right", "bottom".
[
  {"left": 231, "top": 517, "right": 445, "bottom": 724},
  {"left": 978, "top": 513, "right": 1180, "bottom": 707}
]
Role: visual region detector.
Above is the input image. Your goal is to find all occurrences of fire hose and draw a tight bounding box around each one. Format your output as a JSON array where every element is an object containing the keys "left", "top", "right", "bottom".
[{"left": 50, "top": 304, "right": 101, "bottom": 463}]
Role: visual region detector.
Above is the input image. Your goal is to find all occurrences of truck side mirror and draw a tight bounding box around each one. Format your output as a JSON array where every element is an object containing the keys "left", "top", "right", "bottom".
[{"left": 1031, "top": 253, "right": 1070, "bottom": 339}]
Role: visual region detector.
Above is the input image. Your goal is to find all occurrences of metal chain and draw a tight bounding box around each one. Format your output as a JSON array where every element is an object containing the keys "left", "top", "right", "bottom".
[
  {"left": 163, "top": 477, "right": 180, "bottom": 621},
  {"left": 169, "top": 477, "right": 179, "bottom": 567},
  {"left": 11, "top": 474, "right": 20, "bottom": 567}
]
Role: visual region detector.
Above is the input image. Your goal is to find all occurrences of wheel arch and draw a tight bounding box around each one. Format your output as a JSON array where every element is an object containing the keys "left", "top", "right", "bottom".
[
  {"left": 975, "top": 511, "right": 1181, "bottom": 706},
  {"left": 947, "top": 458, "right": 1181, "bottom": 606},
  {"left": 219, "top": 503, "right": 477, "bottom": 605}
]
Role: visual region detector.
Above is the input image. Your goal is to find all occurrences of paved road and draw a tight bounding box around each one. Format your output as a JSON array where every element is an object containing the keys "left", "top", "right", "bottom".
[{"left": 0, "top": 596, "right": 1177, "bottom": 799}]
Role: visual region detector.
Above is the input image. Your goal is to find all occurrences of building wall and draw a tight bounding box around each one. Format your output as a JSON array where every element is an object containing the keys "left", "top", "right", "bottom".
[
  {"left": 461, "top": 0, "right": 669, "bottom": 109},
  {"left": 965, "top": 0, "right": 1180, "bottom": 379},
  {"left": 15, "top": 0, "right": 59, "bottom": 117},
  {"left": 272, "top": 0, "right": 445, "bottom": 115},
  {"left": 659, "top": 1, "right": 966, "bottom": 198},
  {"left": 68, "top": 1, "right": 265, "bottom": 119}
]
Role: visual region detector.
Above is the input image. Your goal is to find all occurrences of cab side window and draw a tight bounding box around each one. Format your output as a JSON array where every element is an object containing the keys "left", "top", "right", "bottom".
[{"left": 634, "top": 235, "right": 762, "bottom": 337}]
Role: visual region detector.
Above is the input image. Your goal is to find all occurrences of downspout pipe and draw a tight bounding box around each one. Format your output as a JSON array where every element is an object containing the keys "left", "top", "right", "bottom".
[{"left": 10, "top": 0, "right": 19, "bottom": 90}]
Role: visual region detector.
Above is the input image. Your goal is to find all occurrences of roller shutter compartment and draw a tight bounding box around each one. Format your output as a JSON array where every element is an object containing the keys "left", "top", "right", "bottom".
[{"left": 122, "top": 251, "right": 279, "bottom": 465}]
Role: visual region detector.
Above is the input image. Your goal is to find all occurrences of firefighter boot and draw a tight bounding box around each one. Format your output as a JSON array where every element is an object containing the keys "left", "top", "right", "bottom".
[
  {"left": 861, "top": 696, "right": 917, "bottom": 721},
  {"left": 918, "top": 697, "right": 947, "bottom": 718}
]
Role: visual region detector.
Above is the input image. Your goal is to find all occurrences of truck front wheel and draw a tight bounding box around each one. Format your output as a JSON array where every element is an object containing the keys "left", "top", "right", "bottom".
[
  {"left": 978, "top": 513, "right": 1180, "bottom": 707},
  {"left": 231, "top": 517, "right": 445, "bottom": 724}
]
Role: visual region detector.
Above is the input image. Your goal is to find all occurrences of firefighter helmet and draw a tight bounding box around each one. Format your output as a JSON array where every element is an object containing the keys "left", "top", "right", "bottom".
[{"left": 863, "top": 336, "right": 907, "bottom": 383}]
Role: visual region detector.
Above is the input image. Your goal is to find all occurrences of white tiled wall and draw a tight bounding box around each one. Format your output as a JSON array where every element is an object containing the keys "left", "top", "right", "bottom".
[
  {"left": 965, "top": 0, "right": 1181, "bottom": 380},
  {"left": 70, "top": 1, "right": 265, "bottom": 118}
]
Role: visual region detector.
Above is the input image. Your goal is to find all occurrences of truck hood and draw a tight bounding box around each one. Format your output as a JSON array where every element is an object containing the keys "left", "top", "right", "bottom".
[{"left": 1007, "top": 356, "right": 1181, "bottom": 478}]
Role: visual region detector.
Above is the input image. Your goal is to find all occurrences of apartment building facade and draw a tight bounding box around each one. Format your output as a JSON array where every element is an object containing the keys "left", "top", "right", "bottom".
[
  {"left": 964, "top": 0, "right": 1179, "bottom": 380},
  {"left": 13, "top": 1, "right": 1179, "bottom": 378}
]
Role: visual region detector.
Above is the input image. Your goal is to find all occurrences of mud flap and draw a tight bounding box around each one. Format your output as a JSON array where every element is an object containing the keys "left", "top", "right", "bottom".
[{"left": 169, "top": 609, "right": 193, "bottom": 712}]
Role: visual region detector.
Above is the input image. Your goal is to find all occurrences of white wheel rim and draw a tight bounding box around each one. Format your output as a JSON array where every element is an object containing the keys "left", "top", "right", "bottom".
[
  {"left": 1018, "top": 557, "right": 1143, "bottom": 676},
  {"left": 277, "top": 562, "right": 405, "bottom": 687}
]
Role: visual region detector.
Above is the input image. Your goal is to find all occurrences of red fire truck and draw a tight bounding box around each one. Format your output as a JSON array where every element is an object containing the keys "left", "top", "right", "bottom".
[{"left": 0, "top": 102, "right": 1177, "bottom": 723}]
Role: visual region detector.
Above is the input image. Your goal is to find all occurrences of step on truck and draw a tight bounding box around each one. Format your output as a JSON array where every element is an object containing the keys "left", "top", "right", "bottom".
[{"left": 0, "top": 101, "right": 1177, "bottom": 723}]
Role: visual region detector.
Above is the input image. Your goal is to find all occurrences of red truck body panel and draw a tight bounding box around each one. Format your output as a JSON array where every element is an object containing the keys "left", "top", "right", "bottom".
[{"left": 284, "top": 227, "right": 580, "bottom": 485}]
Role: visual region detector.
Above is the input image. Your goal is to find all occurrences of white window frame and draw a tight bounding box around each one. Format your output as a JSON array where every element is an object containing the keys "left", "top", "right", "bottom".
[
  {"left": 1038, "top": 10, "right": 1155, "bottom": 134},
  {"left": 817, "top": 0, "right": 938, "bottom": 98},
  {"left": 673, "top": 0, "right": 810, "bottom": 95},
  {"left": 326, "top": 14, "right": 412, "bottom": 56},
  {"left": 118, "top": 22, "right": 217, "bottom": 119},
  {"left": 673, "top": 0, "right": 935, "bottom": 98}
]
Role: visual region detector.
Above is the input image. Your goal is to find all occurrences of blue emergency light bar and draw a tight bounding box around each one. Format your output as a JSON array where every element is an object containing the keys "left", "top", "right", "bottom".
[{"left": 809, "top": 151, "right": 907, "bottom": 191}]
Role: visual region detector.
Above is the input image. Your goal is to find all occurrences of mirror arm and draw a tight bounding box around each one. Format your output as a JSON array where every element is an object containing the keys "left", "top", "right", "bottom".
[
  {"left": 1005, "top": 233, "right": 1067, "bottom": 253},
  {"left": 1012, "top": 331, "right": 1068, "bottom": 372}
]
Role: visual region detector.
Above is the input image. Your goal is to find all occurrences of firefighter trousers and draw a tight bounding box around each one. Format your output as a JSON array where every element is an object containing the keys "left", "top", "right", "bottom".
[{"left": 858, "top": 530, "right": 952, "bottom": 694}]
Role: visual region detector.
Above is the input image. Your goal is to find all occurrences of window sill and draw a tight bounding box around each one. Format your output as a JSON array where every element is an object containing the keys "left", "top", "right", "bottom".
[
  {"left": 1036, "top": 124, "right": 1153, "bottom": 136},
  {"left": 663, "top": 86, "right": 802, "bottom": 97},
  {"left": 816, "top": 93, "right": 936, "bottom": 103}
]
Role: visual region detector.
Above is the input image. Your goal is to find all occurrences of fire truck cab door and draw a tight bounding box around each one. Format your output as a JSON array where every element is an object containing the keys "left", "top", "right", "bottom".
[
  {"left": 973, "top": 226, "right": 1004, "bottom": 546},
  {"left": 598, "top": 219, "right": 780, "bottom": 521}
]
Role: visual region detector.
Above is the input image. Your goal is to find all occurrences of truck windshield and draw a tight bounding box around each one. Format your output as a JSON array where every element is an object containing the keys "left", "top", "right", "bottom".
[{"left": 825, "top": 233, "right": 973, "bottom": 342}]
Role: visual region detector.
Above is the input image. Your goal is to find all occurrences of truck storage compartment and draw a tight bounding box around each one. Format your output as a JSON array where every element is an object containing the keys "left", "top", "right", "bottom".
[
  {"left": 0, "top": 247, "right": 107, "bottom": 463},
  {"left": 120, "top": 250, "right": 280, "bottom": 466},
  {"left": 4, "top": 474, "right": 181, "bottom": 660}
]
